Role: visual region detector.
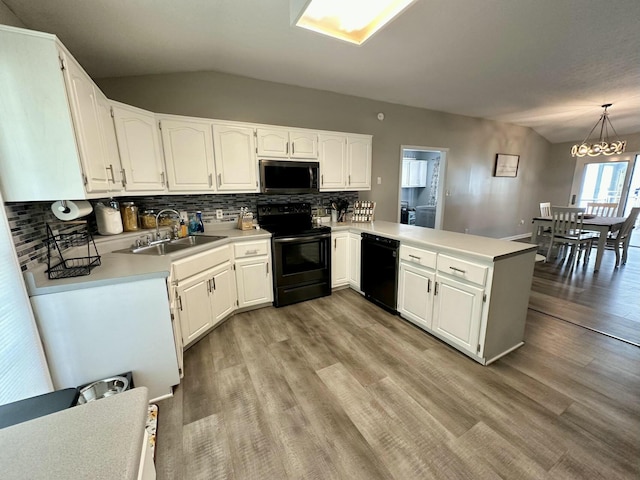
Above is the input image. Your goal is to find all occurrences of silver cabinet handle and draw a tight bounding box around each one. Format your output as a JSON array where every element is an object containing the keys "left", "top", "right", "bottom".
[
  {"left": 266, "top": 263, "right": 269, "bottom": 275},
  {"left": 160, "top": 172, "right": 165, "bottom": 186},
  {"left": 106, "top": 164, "right": 116, "bottom": 183},
  {"left": 218, "top": 173, "right": 222, "bottom": 188},
  {"left": 245, "top": 249, "right": 258, "bottom": 255},
  {"left": 178, "top": 296, "right": 183, "bottom": 311},
  {"left": 292, "top": 142, "right": 295, "bottom": 155},
  {"left": 349, "top": 174, "right": 351, "bottom": 185},
  {"left": 334, "top": 238, "right": 337, "bottom": 249},
  {"left": 434, "top": 282, "right": 439, "bottom": 296},
  {"left": 321, "top": 174, "right": 324, "bottom": 185},
  {"left": 121, "top": 169, "right": 127, "bottom": 186},
  {"left": 208, "top": 173, "right": 213, "bottom": 188},
  {"left": 286, "top": 142, "right": 289, "bottom": 155},
  {"left": 212, "top": 277, "right": 216, "bottom": 291},
  {"left": 427, "top": 278, "right": 431, "bottom": 293},
  {"left": 408, "top": 254, "right": 421, "bottom": 261},
  {"left": 207, "top": 279, "right": 211, "bottom": 293},
  {"left": 449, "top": 266, "right": 466, "bottom": 274}
]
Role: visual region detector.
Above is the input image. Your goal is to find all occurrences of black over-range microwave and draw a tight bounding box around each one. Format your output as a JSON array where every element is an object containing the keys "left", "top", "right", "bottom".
[{"left": 259, "top": 159, "right": 319, "bottom": 194}]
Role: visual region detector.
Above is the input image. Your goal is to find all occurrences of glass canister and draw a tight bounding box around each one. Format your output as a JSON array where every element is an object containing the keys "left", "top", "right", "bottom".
[
  {"left": 120, "top": 202, "right": 139, "bottom": 232},
  {"left": 140, "top": 209, "right": 157, "bottom": 229}
]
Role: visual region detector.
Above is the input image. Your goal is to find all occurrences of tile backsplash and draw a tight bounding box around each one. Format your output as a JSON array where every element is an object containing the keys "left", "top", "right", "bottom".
[{"left": 6, "top": 191, "right": 359, "bottom": 271}]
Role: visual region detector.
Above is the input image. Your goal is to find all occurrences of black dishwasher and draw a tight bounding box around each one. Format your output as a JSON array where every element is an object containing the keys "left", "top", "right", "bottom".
[{"left": 361, "top": 233, "right": 400, "bottom": 313}]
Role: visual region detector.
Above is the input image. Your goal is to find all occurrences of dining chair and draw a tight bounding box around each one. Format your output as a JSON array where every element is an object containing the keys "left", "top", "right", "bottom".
[
  {"left": 586, "top": 202, "right": 618, "bottom": 217},
  {"left": 605, "top": 207, "right": 640, "bottom": 267},
  {"left": 546, "top": 206, "right": 598, "bottom": 266},
  {"left": 536, "top": 202, "right": 553, "bottom": 251},
  {"left": 539, "top": 202, "right": 552, "bottom": 216}
]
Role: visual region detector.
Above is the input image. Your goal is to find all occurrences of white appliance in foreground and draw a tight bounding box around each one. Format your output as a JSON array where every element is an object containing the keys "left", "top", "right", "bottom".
[{"left": 30, "top": 277, "right": 179, "bottom": 401}]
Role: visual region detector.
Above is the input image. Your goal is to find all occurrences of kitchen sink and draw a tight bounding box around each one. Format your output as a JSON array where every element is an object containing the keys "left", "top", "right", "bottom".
[
  {"left": 169, "top": 235, "right": 227, "bottom": 246},
  {"left": 113, "top": 235, "right": 227, "bottom": 256}
]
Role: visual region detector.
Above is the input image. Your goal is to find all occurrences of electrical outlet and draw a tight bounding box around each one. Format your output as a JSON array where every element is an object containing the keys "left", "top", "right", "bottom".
[
  {"left": 520, "top": 219, "right": 525, "bottom": 225},
  {"left": 377, "top": 176, "right": 382, "bottom": 185},
  {"left": 215, "top": 209, "right": 223, "bottom": 220}
]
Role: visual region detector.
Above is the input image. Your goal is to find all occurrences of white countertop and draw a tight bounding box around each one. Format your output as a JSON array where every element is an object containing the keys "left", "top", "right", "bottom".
[
  {"left": 0, "top": 387, "right": 149, "bottom": 480},
  {"left": 24, "top": 227, "right": 271, "bottom": 296},
  {"left": 329, "top": 221, "right": 536, "bottom": 261},
  {"left": 24, "top": 221, "right": 533, "bottom": 296}
]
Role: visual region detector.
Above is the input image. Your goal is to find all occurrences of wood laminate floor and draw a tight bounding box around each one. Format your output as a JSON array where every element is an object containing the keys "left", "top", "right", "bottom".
[
  {"left": 155, "top": 260, "right": 640, "bottom": 479},
  {"left": 529, "top": 244, "right": 640, "bottom": 346}
]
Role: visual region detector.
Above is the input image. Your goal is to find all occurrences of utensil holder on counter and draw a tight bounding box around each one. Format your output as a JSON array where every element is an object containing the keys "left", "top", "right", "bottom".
[{"left": 46, "top": 221, "right": 101, "bottom": 279}]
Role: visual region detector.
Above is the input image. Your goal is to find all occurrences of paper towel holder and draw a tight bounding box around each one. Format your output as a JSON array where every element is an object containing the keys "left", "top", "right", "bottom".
[{"left": 56, "top": 200, "right": 71, "bottom": 214}]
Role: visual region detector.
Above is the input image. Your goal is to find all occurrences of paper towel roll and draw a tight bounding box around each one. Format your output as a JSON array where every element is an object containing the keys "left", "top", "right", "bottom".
[{"left": 51, "top": 200, "right": 93, "bottom": 221}]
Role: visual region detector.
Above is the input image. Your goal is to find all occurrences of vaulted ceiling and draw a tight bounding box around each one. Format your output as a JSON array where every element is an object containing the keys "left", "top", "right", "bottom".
[{"left": 5, "top": 0, "right": 640, "bottom": 143}]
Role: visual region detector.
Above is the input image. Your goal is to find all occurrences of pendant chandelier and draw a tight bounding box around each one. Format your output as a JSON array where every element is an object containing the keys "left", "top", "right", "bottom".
[{"left": 571, "top": 104, "right": 627, "bottom": 157}]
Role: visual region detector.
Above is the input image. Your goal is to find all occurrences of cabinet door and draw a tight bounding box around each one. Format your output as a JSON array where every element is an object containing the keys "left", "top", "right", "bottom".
[
  {"left": 210, "top": 263, "right": 237, "bottom": 325},
  {"left": 346, "top": 136, "right": 371, "bottom": 190},
  {"left": 112, "top": 103, "right": 166, "bottom": 192},
  {"left": 290, "top": 131, "right": 318, "bottom": 159},
  {"left": 235, "top": 257, "right": 273, "bottom": 308},
  {"left": 348, "top": 233, "right": 361, "bottom": 290},
  {"left": 432, "top": 275, "right": 484, "bottom": 355},
  {"left": 401, "top": 160, "right": 410, "bottom": 188},
  {"left": 96, "top": 96, "right": 124, "bottom": 192},
  {"left": 176, "top": 270, "right": 213, "bottom": 345},
  {"left": 398, "top": 262, "right": 435, "bottom": 330},
  {"left": 331, "top": 233, "right": 349, "bottom": 287},
  {"left": 256, "top": 127, "right": 289, "bottom": 157},
  {"left": 212, "top": 124, "right": 259, "bottom": 192},
  {"left": 318, "top": 134, "right": 346, "bottom": 190},
  {"left": 160, "top": 118, "right": 216, "bottom": 192},
  {"left": 61, "top": 53, "right": 111, "bottom": 193}
]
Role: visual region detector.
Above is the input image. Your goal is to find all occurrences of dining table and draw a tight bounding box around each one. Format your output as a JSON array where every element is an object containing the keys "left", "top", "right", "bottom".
[{"left": 531, "top": 215, "right": 626, "bottom": 272}]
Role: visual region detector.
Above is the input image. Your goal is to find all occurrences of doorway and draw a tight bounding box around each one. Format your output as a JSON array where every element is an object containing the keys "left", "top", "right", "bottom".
[
  {"left": 397, "top": 146, "right": 447, "bottom": 229},
  {"left": 569, "top": 153, "right": 637, "bottom": 215}
]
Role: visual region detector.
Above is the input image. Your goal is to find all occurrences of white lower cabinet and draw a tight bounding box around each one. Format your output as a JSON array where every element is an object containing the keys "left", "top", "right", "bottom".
[
  {"left": 234, "top": 239, "right": 273, "bottom": 308},
  {"left": 348, "top": 232, "right": 361, "bottom": 291},
  {"left": 331, "top": 232, "right": 349, "bottom": 287},
  {"left": 398, "top": 262, "right": 435, "bottom": 331},
  {"left": 172, "top": 245, "right": 237, "bottom": 347},
  {"left": 176, "top": 268, "right": 216, "bottom": 344},
  {"left": 432, "top": 275, "right": 484, "bottom": 354}
]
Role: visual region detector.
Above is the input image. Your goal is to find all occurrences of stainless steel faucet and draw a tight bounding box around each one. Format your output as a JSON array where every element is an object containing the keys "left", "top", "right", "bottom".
[{"left": 155, "top": 208, "right": 181, "bottom": 240}]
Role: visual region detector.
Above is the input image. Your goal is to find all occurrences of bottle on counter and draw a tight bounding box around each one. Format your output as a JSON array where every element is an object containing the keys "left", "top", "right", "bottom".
[
  {"left": 196, "top": 211, "right": 205, "bottom": 232},
  {"left": 180, "top": 218, "right": 187, "bottom": 237},
  {"left": 188, "top": 214, "right": 198, "bottom": 234}
]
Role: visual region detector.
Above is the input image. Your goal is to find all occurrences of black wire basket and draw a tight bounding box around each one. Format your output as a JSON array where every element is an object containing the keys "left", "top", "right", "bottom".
[{"left": 46, "top": 221, "right": 101, "bottom": 279}]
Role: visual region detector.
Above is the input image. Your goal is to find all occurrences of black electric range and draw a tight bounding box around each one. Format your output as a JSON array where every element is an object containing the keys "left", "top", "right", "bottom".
[{"left": 258, "top": 203, "right": 331, "bottom": 307}]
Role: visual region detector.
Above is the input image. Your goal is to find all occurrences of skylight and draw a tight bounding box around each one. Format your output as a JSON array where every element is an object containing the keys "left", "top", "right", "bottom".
[{"left": 295, "top": 0, "right": 416, "bottom": 45}]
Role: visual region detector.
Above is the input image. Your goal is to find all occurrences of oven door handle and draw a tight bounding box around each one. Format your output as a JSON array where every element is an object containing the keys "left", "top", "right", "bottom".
[{"left": 274, "top": 233, "right": 331, "bottom": 243}]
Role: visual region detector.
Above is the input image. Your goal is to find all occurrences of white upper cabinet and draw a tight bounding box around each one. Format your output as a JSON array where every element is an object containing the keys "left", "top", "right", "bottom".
[
  {"left": 346, "top": 135, "right": 372, "bottom": 190},
  {"left": 290, "top": 130, "right": 318, "bottom": 158},
  {"left": 318, "top": 134, "right": 347, "bottom": 190},
  {"left": 402, "top": 159, "right": 427, "bottom": 188},
  {"left": 0, "top": 26, "right": 117, "bottom": 201},
  {"left": 112, "top": 102, "right": 166, "bottom": 192},
  {"left": 212, "top": 123, "right": 259, "bottom": 192},
  {"left": 61, "top": 51, "right": 113, "bottom": 193},
  {"left": 96, "top": 96, "right": 124, "bottom": 192},
  {"left": 256, "top": 127, "right": 289, "bottom": 157},
  {"left": 319, "top": 133, "right": 371, "bottom": 191},
  {"left": 158, "top": 116, "right": 216, "bottom": 192},
  {"left": 257, "top": 128, "right": 318, "bottom": 159}
]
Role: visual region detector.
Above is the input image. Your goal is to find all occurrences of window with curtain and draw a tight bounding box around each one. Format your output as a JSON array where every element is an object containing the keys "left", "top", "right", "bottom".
[{"left": 0, "top": 193, "right": 52, "bottom": 406}]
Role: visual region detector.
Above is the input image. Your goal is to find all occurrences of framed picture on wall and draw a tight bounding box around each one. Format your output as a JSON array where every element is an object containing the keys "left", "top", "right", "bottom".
[{"left": 494, "top": 154, "right": 520, "bottom": 177}]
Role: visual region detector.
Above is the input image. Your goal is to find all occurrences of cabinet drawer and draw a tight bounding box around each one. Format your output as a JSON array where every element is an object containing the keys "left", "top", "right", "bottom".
[
  {"left": 234, "top": 239, "right": 270, "bottom": 258},
  {"left": 399, "top": 245, "right": 437, "bottom": 269},
  {"left": 173, "top": 245, "right": 230, "bottom": 280},
  {"left": 437, "top": 254, "right": 488, "bottom": 286}
]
